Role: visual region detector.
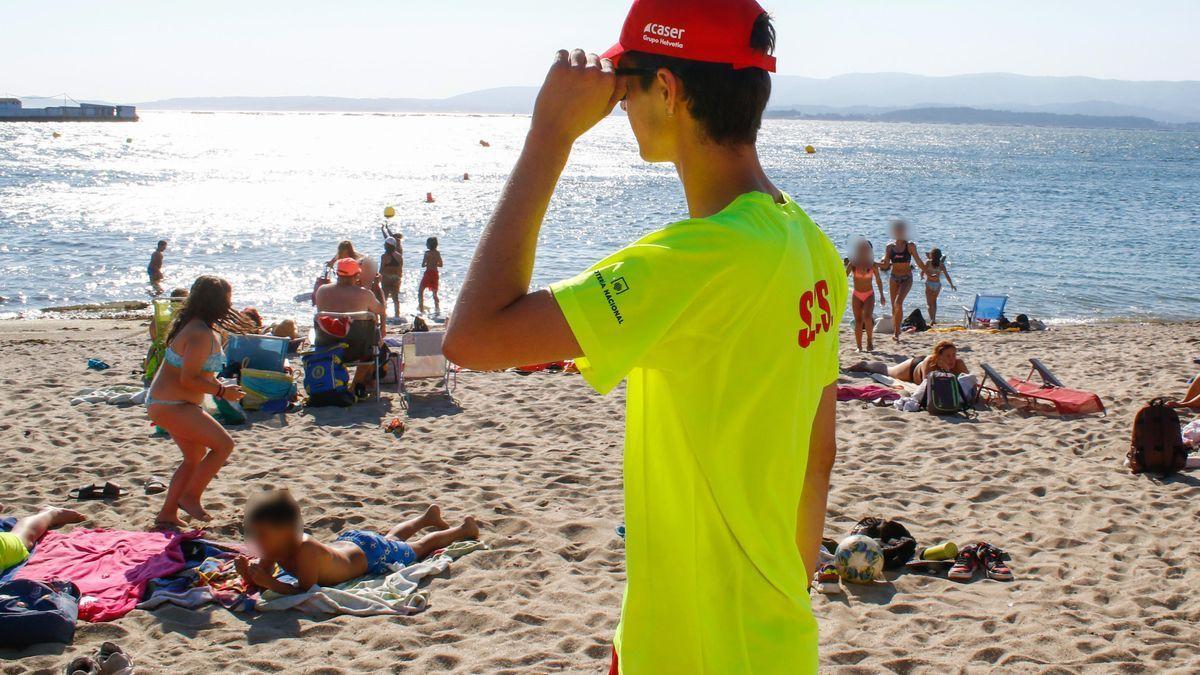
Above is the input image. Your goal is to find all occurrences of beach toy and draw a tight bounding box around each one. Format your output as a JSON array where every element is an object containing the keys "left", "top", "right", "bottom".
[
  {"left": 919, "top": 541, "right": 958, "bottom": 561},
  {"left": 86, "top": 358, "right": 111, "bottom": 371},
  {"left": 805, "top": 145, "right": 816, "bottom": 154},
  {"left": 384, "top": 205, "right": 395, "bottom": 219},
  {"left": 833, "top": 534, "right": 884, "bottom": 584}
]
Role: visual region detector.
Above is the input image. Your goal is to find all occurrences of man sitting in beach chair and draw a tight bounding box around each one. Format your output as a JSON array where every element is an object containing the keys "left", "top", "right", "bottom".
[
  {"left": 978, "top": 359, "right": 1105, "bottom": 415},
  {"left": 963, "top": 294, "right": 1008, "bottom": 328},
  {"left": 314, "top": 258, "right": 386, "bottom": 397}
]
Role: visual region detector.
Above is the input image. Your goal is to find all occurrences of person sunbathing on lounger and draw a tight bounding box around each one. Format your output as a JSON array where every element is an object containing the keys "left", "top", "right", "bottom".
[
  {"left": 0, "top": 507, "right": 85, "bottom": 573},
  {"left": 1168, "top": 373, "right": 1200, "bottom": 409},
  {"left": 236, "top": 489, "right": 479, "bottom": 595},
  {"left": 848, "top": 339, "right": 967, "bottom": 385}
]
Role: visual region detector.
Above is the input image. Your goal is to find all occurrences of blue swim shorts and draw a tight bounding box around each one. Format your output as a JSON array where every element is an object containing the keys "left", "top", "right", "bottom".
[{"left": 335, "top": 530, "right": 416, "bottom": 575}]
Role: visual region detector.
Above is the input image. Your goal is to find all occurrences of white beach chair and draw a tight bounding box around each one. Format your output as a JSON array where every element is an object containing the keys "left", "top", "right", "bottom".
[{"left": 398, "top": 330, "right": 456, "bottom": 408}]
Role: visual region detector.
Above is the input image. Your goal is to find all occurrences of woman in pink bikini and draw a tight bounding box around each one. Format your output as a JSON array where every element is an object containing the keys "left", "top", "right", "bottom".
[{"left": 845, "top": 239, "right": 886, "bottom": 351}]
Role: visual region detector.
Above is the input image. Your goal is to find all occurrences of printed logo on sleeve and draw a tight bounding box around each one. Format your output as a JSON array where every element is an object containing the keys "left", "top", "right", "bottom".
[
  {"left": 593, "top": 270, "right": 625, "bottom": 325},
  {"left": 797, "top": 279, "right": 833, "bottom": 348}
]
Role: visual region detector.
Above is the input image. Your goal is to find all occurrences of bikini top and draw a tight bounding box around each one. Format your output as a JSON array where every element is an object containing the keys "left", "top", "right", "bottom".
[
  {"left": 889, "top": 241, "right": 913, "bottom": 264},
  {"left": 164, "top": 338, "right": 225, "bottom": 373},
  {"left": 853, "top": 266, "right": 873, "bottom": 280},
  {"left": 381, "top": 251, "right": 403, "bottom": 271}
]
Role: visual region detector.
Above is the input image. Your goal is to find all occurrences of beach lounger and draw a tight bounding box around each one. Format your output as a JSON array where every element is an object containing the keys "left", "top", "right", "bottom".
[
  {"left": 963, "top": 294, "right": 1008, "bottom": 328},
  {"left": 978, "top": 362, "right": 1105, "bottom": 415},
  {"left": 312, "top": 311, "right": 382, "bottom": 399},
  {"left": 397, "top": 330, "right": 456, "bottom": 408}
]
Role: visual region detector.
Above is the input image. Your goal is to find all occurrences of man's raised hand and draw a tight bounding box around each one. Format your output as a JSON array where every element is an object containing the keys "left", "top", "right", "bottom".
[{"left": 530, "top": 49, "right": 626, "bottom": 147}]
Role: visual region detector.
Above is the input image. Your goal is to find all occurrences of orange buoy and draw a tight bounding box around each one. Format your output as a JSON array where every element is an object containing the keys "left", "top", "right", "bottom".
[{"left": 425, "top": 192, "right": 435, "bottom": 203}]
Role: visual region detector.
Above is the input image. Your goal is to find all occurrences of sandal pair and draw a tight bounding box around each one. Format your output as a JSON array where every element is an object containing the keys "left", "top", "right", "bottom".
[{"left": 64, "top": 641, "right": 133, "bottom": 675}]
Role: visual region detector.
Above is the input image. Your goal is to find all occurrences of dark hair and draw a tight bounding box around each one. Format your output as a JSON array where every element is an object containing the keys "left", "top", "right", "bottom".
[
  {"left": 165, "top": 275, "right": 255, "bottom": 346},
  {"left": 245, "top": 489, "right": 302, "bottom": 530},
  {"left": 157, "top": 240, "right": 168, "bottom": 249},
  {"left": 625, "top": 12, "right": 775, "bottom": 146},
  {"left": 242, "top": 306, "right": 264, "bottom": 328},
  {"left": 169, "top": 287, "right": 189, "bottom": 298},
  {"left": 426, "top": 237, "right": 438, "bottom": 251},
  {"left": 929, "top": 248, "right": 944, "bottom": 269}
]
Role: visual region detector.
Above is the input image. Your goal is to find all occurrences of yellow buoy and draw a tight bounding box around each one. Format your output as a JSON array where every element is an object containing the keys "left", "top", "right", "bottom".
[
  {"left": 52, "top": 131, "right": 62, "bottom": 138},
  {"left": 383, "top": 206, "right": 396, "bottom": 219},
  {"left": 805, "top": 145, "right": 816, "bottom": 154}
]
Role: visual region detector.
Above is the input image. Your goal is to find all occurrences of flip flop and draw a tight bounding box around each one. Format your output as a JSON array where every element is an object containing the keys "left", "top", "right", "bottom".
[
  {"left": 95, "top": 642, "right": 133, "bottom": 675},
  {"left": 64, "top": 655, "right": 99, "bottom": 675},
  {"left": 144, "top": 477, "right": 167, "bottom": 495},
  {"left": 69, "top": 482, "right": 128, "bottom": 501}
]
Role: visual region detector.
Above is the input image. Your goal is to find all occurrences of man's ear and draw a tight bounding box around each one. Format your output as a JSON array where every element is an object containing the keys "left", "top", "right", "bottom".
[{"left": 656, "top": 68, "right": 682, "bottom": 118}]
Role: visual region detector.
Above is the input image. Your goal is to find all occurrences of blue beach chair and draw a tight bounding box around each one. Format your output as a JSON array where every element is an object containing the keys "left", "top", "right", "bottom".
[{"left": 962, "top": 294, "right": 1008, "bottom": 327}]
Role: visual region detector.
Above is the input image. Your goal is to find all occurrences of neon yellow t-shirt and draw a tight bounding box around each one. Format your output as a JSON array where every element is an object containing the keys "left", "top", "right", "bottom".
[{"left": 550, "top": 192, "right": 846, "bottom": 674}]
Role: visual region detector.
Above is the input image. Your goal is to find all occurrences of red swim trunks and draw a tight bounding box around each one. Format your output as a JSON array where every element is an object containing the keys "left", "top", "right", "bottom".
[{"left": 419, "top": 267, "right": 439, "bottom": 293}]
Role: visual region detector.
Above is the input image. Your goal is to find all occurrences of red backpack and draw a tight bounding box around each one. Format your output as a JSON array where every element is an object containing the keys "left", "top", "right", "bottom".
[{"left": 1128, "top": 399, "right": 1187, "bottom": 476}]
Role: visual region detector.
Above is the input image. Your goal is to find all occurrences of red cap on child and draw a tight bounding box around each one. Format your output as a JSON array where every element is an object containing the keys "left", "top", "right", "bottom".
[{"left": 601, "top": 0, "right": 776, "bottom": 72}]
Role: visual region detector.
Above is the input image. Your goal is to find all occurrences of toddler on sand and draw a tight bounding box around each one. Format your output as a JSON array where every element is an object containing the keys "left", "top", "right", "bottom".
[{"left": 237, "top": 489, "right": 479, "bottom": 594}]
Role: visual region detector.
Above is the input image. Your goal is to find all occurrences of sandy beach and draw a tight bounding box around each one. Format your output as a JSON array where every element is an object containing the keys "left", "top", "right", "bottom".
[{"left": 2, "top": 317, "right": 1199, "bottom": 673}]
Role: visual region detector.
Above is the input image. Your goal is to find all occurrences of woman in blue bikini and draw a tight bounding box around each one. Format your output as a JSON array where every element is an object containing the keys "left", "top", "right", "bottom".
[
  {"left": 879, "top": 219, "right": 927, "bottom": 342},
  {"left": 922, "top": 247, "right": 956, "bottom": 324},
  {"left": 146, "top": 276, "right": 251, "bottom": 528}
]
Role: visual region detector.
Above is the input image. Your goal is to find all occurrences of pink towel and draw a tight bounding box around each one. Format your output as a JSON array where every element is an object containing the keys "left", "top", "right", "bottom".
[
  {"left": 16, "top": 528, "right": 201, "bottom": 622},
  {"left": 837, "top": 385, "right": 902, "bottom": 402}
]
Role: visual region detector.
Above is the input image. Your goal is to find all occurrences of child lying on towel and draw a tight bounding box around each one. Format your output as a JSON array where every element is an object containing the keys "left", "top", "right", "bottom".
[
  {"left": 236, "top": 489, "right": 479, "bottom": 595},
  {"left": 0, "top": 507, "right": 86, "bottom": 572}
]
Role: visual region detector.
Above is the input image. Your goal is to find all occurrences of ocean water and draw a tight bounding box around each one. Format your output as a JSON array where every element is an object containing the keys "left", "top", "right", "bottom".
[{"left": 1, "top": 112, "right": 1197, "bottom": 323}]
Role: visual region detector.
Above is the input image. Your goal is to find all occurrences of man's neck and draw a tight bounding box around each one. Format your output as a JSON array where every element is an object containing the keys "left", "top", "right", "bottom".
[{"left": 674, "top": 140, "right": 779, "bottom": 219}]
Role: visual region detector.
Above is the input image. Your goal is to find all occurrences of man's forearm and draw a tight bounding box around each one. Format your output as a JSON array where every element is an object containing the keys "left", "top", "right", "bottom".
[{"left": 450, "top": 134, "right": 571, "bottom": 335}]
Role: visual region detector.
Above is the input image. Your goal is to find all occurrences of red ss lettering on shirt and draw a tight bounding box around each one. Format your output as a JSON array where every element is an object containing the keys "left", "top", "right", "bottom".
[{"left": 798, "top": 279, "right": 832, "bottom": 348}]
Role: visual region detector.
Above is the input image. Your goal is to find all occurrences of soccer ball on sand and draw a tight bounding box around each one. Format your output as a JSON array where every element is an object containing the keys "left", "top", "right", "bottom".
[{"left": 834, "top": 534, "right": 884, "bottom": 584}]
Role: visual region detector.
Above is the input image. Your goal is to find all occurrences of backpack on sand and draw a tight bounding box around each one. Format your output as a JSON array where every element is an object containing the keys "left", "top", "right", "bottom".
[
  {"left": 924, "top": 371, "right": 969, "bottom": 416},
  {"left": 902, "top": 309, "right": 928, "bottom": 332},
  {"left": 1128, "top": 398, "right": 1187, "bottom": 476}
]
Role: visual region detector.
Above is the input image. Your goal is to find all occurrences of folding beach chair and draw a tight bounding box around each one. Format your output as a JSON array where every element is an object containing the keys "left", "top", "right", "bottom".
[
  {"left": 977, "top": 362, "right": 1105, "bottom": 416},
  {"left": 963, "top": 294, "right": 1008, "bottom": 328},
  {"left": 312, "top": 311, "right": 382, "bottom": 399},
  {"left": 397, "top": 330, "right": 456, "bottom": 408}
]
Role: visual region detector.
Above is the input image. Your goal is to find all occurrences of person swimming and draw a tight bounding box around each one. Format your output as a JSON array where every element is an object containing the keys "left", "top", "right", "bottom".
[
  {"left": 848, "top": 340, "right": 968, "bottom": 385},
  {"left": 845, "top": 239, "right": 886, "bottom": 352},
  {"left": 879, "top": 220, "right": 927, "bottom": 342},
  {"left": 922, "top": 247, "right": 957, "bottom": 324}
]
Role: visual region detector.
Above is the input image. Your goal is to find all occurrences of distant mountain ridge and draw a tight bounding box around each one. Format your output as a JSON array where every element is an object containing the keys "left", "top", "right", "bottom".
[{"left": 122, "top": 72, "right": 1200, "bottom": 127}]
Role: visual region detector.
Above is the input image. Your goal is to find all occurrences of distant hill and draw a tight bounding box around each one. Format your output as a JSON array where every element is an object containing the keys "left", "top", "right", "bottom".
[
  {"left": 129, "top": 72, "right": 1200, "bottom": 128},
  {"left": 767, "top": 106, "right": 1195, "bottom": 131}
]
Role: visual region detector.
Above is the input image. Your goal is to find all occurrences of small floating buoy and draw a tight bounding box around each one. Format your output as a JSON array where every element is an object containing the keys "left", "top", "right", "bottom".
[
  {"left": 125, "top": 138, "right": 133, "bottom": 143},
  {"left": 479, "top": 139, "right": 490, "bottom": 147},
  {"left": 805, "top": 145, "right": 816, "bottom": 154},
  {"left": 52, "top": 131, "right": 62, "bottom": 139},
  {"left": 463, "top": 172, "right": 470, "bottom": 181},
  {"left": 425, "top": 192, "right": 435, "bottom": 203},
  {"left": 383, "top": 205, "right": 396, "bottom": 219}
]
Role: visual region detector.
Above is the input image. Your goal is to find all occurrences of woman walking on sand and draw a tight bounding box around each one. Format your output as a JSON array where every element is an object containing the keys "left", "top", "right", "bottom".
[
  {"left": 922, "top": 247, "right": 956, "bottom": 324},
  {"left": 146, "top": 276, "right": 251, "bottom": 527},
  {"left": 845, "top": 239, "right": 886, "bottom": 351},
  {"left": 879, "top": 219, "right": 927, "bottom": 341}
]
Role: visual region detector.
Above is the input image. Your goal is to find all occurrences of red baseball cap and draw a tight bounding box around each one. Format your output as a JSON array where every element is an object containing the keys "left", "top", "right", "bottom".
[
  {"left": 602, "top": 0, "right": 776, "bottom": 72},
  {"left": 335, "top": 257, "right": 361, "bottom": 277}
]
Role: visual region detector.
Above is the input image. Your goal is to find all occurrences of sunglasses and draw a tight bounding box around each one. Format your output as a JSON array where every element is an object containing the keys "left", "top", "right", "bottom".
[{"left": 614, "top": 67, "right": 657, "bottom": 76}]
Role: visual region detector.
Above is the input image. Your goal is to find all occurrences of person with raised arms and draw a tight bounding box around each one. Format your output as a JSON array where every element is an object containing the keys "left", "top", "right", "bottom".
[{"left": 443, "top": 1, "right": 843, "bottom": 672}]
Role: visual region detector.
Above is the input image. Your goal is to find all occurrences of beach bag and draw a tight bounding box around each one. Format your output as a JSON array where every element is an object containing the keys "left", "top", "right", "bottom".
[
  {"left": 240, "top": 368, "right": 296, "bottom": 411},
  {"left": 0, "top": 579, "right": 81, "bottom": 647},
  {"left": 924, "top": 371, "right": 968, "bottom": 415},
  {"left": 302, "top": 344, "right": 354, "bottom": 407},
  {"left": 1128, "top": 399, "right": 1187, "bottom": 476},
  {"left": 850, "top": 517, "right": 917, "bottom": 570},
  {"left": 902, "top": 309, "right": 928, "bottom": 332}
]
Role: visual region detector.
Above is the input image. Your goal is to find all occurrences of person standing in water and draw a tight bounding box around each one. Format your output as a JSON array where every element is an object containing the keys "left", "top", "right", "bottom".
[
  {"left": 380, "top": 236, "right": 404, "bottom": 318},
  {"left": 417, "top": 237, "right": 442, "bottom": 316},
  {"left": 879, "top": 219, "right": 927, "bottom": 341},
  {"left": 921, "top": 247, "right": 956, "bottom": 324},
  {"left": 148, "top": 240, "right": 168, "bottom": 294},
  {"left": 444, "top": 2, "right": 842, "bottom": 670},
  {"left": 845, "top": 239, "right": 886, "bottom": 351}
]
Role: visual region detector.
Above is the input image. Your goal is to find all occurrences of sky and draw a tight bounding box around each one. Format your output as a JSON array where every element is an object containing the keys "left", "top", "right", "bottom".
[{"left": 3, "top": 0, "right": 1198, "bottom": 102}]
